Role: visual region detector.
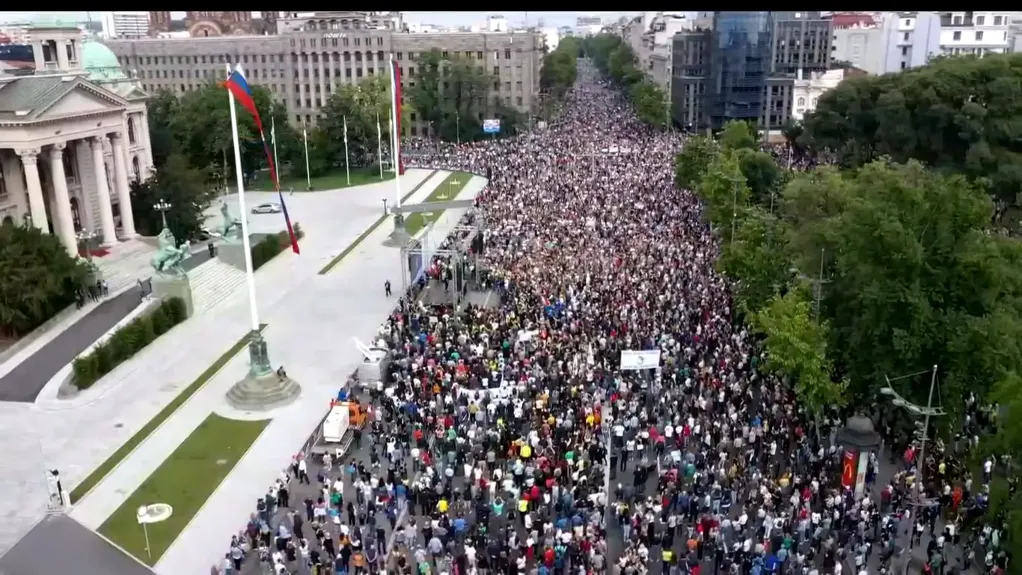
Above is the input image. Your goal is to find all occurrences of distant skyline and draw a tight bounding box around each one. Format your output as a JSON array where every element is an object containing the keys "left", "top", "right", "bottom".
[{"left": 0, "top": 11, "right": 642, "bottom": 28}]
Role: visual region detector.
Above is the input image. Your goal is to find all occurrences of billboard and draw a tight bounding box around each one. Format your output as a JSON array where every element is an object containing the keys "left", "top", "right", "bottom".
[
  {"left": 620, "top": 349, "right": 662, "bottom": 370},
  {"left": 483, "top": 119, "right": 501, "bottom": 134}
]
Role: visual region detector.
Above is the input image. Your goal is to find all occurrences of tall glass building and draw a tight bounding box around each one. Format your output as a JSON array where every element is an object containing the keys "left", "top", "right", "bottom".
[{"left": 707, "top": 12, "right": 773, "bottom": 130}]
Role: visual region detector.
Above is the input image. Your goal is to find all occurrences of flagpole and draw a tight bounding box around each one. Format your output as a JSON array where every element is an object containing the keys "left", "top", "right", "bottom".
[
  {"left": 343, "top": 115, "right": 351, "bottom": 187},
  {"left": 271, "top": 116, "right": 280, "bottom": 189},
  {"left": 225, "top": 64, "right": 262, "bottom": 338},
  {"left": 302, "top": 119, "right": 311, "bottom": 190},
  {"left": 376, "top": 111, "right": 384, "bottom": 180},
  {"left": 389, "top": 53, "right": 403, "bottom": 208}
]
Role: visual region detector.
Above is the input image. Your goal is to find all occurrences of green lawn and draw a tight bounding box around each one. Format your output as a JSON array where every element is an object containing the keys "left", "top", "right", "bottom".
[
  {"left": 404, "top": 172, "right": 474, "bottom": 236},
  {"left": 69, "top": 325, "right": 267, "bottom": 504},
  {"left": 249, "top": 166, "right": 393, "bottom": 191},
  {"left": 99, "top": 413, "right": 270, "bottom": 566},
  {"left": 318, "top": 169, "right": 441, "bottom": 275}
]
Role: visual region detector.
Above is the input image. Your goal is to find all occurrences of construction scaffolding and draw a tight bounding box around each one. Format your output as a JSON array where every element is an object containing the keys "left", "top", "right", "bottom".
[{"left": 397, "top": 211, "right": 485, "bottom": 309}]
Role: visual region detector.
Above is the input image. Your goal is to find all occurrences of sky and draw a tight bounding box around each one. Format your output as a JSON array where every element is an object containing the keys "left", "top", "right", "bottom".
[{"left": 0, "top": 11, "right": 641, "bottom": 29}]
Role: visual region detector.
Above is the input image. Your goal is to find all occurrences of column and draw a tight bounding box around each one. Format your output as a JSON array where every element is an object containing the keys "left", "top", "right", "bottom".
[
  {"left": 329, "top": 51, "right": 338, "bottom": 94},
  {"left": 18, "top": 149, "right": 48, "bottom": 232},
  {"left": 31, "top": 42, "right": 44, "bottom": 70},
  {"left": 298, "top": 52, "right": 307, "bottom": 113},
  {"left": 138, "top": 111, "right": 154, "bottom": 177},
  {"left": 110, "top": 133, "right": 136, "bottom": 237},
  {"left": 90, "top": 137, "right": 117, "bottom": 245},
  {"left": 47, "top": 144, "right": 77, "bottom": 255},
  {"left": 55, "top": 41, "right": 69, "bottom": 70},
  {"left": 318, "top": 52, "right": 327, "bottom": 108},
  {"left": 361, "top": 51, "right": 368, "bottom": 79}
]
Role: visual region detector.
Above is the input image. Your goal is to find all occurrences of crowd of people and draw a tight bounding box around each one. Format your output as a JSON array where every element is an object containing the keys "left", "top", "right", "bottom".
[{"left": 219, "top": 63, "right": 1012, "bottom": 575}]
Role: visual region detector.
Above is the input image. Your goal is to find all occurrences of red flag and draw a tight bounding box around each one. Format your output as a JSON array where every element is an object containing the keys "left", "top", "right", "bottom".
[
  {"left": 390, "top": 58, "right": 405, "bottom": 175},
  {"left": 278, "top": 190, "right": 300, "bottom": 254}
]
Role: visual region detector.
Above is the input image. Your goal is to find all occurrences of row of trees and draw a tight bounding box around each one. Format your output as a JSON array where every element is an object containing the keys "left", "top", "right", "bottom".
[
  {"left": 539, "top": 37, "right": 580, "bottom": 119},
  {"left": 581, "top": 34, "right": 668, "bottom": 128},
  {"left": 681, "top": 118, "right": 1022, "bottom": 551}
]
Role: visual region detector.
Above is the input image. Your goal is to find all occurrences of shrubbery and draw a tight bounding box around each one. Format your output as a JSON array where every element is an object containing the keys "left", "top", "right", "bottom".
[
  {"left": 251, "top": 223, "right": 303, "bottom": 271},
  {"left": 71, "top": 297, "right": 188, "bottom": 389}
]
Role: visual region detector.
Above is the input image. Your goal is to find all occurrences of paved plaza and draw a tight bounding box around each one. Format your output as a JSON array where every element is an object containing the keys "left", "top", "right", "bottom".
[{"left": 0, "top": 170, "right": 444, "bottom": 569}]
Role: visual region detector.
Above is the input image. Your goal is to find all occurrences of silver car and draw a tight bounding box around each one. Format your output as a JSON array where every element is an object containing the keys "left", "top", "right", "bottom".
[{"left": 251, "top": 202, "right": 281, "bottom": 214}]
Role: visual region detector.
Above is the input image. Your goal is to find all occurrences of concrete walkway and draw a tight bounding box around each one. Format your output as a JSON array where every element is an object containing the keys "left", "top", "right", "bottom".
[
  {"left": 0, "top": 170, "right": 441, "bottom": 560},
  {"left": 156, "top": 176, "right": 485, "bottom": 575}
]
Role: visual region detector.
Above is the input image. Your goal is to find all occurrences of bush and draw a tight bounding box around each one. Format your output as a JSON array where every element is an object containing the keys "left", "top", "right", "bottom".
[
  {"left": 71, "top": 297, "right": 189, "bottom": 390},
  {"left": 251, "top": 222, "right": 304, "bottom": 271}
]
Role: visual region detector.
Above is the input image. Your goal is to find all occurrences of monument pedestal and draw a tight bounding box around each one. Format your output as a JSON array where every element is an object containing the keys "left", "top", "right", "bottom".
[
  {"left": 216, "top": 240, "right": 248, "bottom": 273},
  {"left": 224, "top": 331, "right": 300, "bottom": 411},
  {"left": 151, "top": 274, "right": 194, "bottom": 318},
  {"left": 383, "top": 214, "right": 412, "bottom": 247}
]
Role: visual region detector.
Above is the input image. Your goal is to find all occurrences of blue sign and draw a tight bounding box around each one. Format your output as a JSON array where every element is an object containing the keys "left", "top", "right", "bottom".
[{"left": 483, "top": 119, "right": 501, "bottom": 134}]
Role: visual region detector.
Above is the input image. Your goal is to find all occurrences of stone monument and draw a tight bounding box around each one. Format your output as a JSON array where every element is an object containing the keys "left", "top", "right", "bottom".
[
  {"left": 215, "top": 201, "right": 249, "bottom": 273},
  {"left": 150, "top": 227, "right": 194, "bottom": 317},
  {"left": 383, "top": 213, "right": 413, "bottom": 247},
  {"left": 224, "top": 333, "right": 302, "bottom": 411}
]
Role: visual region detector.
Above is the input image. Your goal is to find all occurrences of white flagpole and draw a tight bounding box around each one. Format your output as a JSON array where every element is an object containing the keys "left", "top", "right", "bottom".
[
  {"left": 376, "top": 111, "right": 384, "bottom": 180},
  {"left": 224, "top": 64, "right": 260, "bottom": 333},
  {"left": 388, "top": 53, "right": 403, "bottom": 207},
  {"left": 302, "top": 119, "right": 311, "bottom": 190},
  {"left": 343, "top": 115, "right": 351, "bottom": 186},
  {"left": 271, "top": 116, "right": 280, "bottom": 189}
]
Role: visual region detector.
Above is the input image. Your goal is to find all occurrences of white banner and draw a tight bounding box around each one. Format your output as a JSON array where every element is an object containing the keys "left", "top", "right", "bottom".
[{"left": 620, "top": 349, "right": 662, "bottom": 371}]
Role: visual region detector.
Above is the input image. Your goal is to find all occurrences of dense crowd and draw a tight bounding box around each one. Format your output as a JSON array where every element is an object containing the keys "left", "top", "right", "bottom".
[{"left": 221, "top": 63, "right": 1011, "bottom": 575}]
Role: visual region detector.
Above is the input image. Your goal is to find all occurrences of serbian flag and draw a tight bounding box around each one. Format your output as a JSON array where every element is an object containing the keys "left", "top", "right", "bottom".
[
  {"left": 277, "top": 189, "right": 300, "bottom": 254},
  {"left": 388, "top": 55, "right": 405, "bottom": 175},
  {"left": 223, "top": 65, "right": 280, "bottom": 191}
]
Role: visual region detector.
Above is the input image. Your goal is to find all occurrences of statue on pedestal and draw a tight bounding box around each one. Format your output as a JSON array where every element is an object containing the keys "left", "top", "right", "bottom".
[
  {"left": 219, "top": 201, "right": 242, "bottom": 241},
  {"left": 150, "top": 228, "right": 190, "bottom": 276}
]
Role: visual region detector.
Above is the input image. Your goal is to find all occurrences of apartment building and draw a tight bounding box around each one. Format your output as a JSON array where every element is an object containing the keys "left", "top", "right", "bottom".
[
  {"left": 103, "top": 11, "right": 543, "bottom": 135},
  {"left": 939, "top": 11, "right": 1015, "bottom": 56}
]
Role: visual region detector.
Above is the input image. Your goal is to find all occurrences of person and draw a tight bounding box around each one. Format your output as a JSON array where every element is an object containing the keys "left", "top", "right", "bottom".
[
  {"left": 385, "top": 279, "right": 392, "bottom": 297},
  {"left": 277, "top": 365, "right": 288, "bottom": 381}
]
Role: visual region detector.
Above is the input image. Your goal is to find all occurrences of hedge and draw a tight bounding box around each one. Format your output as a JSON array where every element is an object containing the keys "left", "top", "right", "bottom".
[
  {"left": 72, "top": 297, "right": 188, "bottom": 390},
  {"left": 251, "top": 222, "right": 304, "bottom": 271}
]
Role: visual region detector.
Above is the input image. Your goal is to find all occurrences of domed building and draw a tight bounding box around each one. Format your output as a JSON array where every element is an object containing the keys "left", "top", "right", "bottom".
[{"left": 0, "top": 21, "right": 153, "bottom": 256}]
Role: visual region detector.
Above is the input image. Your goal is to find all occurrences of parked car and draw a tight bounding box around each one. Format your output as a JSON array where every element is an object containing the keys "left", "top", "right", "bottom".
[{"left": 251, "top": 203, "right": 282, "bottom": 214}]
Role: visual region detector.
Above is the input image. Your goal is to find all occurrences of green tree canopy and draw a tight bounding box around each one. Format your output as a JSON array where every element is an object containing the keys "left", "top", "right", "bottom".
[
  {"left": 720, "top": 120, "right": 758, "bottom": 152},
  {"left": 735, "top": 148, "right": 782, "bottom": 208},
  {"left": 540, "top": 38, "right": 579, "bottom": 100},
  {"left": 407, "top": 49, "right": 500, "bottom": 142},
  {"left": 675, "top": 135, "right": 719, "bottom": 190},
  {"left": 129, "top": 153, "right": 217, "bottom": 241},
  {"left": 0, "top": 222, "right": 91, "bottom": 337},
  {"left": 319, "top": 75, "right": 406, "bottom": 170},
  {"left": 800, "top": 54, "right": 1022, "bottom": 217},
  {"left": 582, "top": 33, "right": 666, "bottom": 128}
]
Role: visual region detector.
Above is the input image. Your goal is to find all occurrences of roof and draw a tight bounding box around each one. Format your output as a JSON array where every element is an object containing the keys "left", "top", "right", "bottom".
[
  {"left": 82, "top": 41, "right": 128, "bottom": 80},
  {"left": 0, "top": 75, "right": 127, "bottom": 122},
  {"left": 830, "top": 13, "right": 877, "bottom": 29}
]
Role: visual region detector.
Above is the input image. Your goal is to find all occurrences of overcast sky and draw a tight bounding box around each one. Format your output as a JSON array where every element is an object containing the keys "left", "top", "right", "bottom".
[{"left": 1, "top": 11, "right": 641, "bottom": 28}]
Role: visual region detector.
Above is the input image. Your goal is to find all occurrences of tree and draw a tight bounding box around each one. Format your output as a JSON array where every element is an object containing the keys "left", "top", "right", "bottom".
[
  {"left": 752, "top": 288, "right": 847, "bottom": 434},
  {"left": 129, "top": 153, "right": 216, "bottom": 241},
  {"left": 719, "top": 207, "right": 793, "bottom": 315},
  {"left": 720, "top": 120, "right": 758, "bottom": 152},
  {"left": 735, "top": 148, "right": 782, "bottom": 208},
  {"left": 540, "top": 39, "right": 579, "bottom": 100},
  {"left": 630, "top": 80, "right": 668, "bottom": 128},
  {"left": 695, "top": 149, "right": 750, "bottom": 237},
  {"left": 407, "top": 49, "right": 494, "bottom": 142},
  {"left": 674, "top": 135, "right": 719, "bottom": 190},
  {"left": 145, "top": 89, "right": 180, "bottom": 170},
  {"left": 801, "top": 54, "right": 1022, "bottom": 214},
  {"left": 0, "top": 221, "right": 91, "bottom": 337}
]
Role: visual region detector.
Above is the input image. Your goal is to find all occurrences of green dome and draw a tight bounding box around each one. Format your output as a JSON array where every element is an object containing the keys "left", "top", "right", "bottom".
[{"left": 82, "top": 41, "right": 128, "bottom": 80}]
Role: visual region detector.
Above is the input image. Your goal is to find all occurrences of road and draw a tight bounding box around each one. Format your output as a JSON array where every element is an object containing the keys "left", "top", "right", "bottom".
[{"left": 0, "top": 514, "right": 153, "bottom": 575}]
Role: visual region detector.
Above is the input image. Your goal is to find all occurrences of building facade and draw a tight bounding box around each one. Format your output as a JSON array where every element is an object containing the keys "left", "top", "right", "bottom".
[
  {"left": 938, "top": 11, "right": 1015, "bottom": 57},
  {"left": 0, "top": 24, "right": 153, "bottom": 255},
  {"left": 791, "top": 68, "right": 847, "bottom": 121},
  {"left": 100, "top": 12, "right": 149, "bottom": 40},
  {"left": 104, "top": 12, "right": 543, "bottom": 136}
]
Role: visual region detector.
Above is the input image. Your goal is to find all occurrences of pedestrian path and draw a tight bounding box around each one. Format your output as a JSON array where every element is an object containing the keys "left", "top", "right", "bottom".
[
  {"left": 0, "top": 169, "right": 445, "bottom": 560},
  {"left": 156, "top": 178, "right": 477, "bottom": 575}
]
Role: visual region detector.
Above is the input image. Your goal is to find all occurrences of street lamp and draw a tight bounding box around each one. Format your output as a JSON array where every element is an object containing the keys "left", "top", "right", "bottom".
[
  {"left": 153, "top": 200, "right": 172, "bottom": 231},
  {"left": 881, "top": 364, "right": 943, "bottom": 500}
]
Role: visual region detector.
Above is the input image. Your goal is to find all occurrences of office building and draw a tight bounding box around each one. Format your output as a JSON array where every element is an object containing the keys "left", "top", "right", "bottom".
[
  {"left": 939, "top": 11, "right": 1014, "bottom": 57},
  {"left": 671, "top": 11, "right": 833, "bottom": 131},
  {"left": 100, "top": 12, "right": 149, "bottom": 39},
  {"left": 103, "top": 12, "right": 543, "bottom": 135}
]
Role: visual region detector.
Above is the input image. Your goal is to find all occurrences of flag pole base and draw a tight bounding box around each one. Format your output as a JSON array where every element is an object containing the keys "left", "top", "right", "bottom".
[
  {"left": 246, "top": 330, "right": 273, "bottom": 379},
  {"left": 383, "top": 214, "right": 412, "bottom": 247},
  {"left": 225, "top": 330, "right": 301, "bottom": 412}
]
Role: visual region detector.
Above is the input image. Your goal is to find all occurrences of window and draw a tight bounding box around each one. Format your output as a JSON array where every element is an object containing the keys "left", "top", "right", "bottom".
[
  {"left": 953, "top": 31, "right": 961, "bottom": 41},
  {"left": 900, "top": 61, "right": 907, "bottom": 69},
  {"left": 354, "top": 37, "right": 360, "bottom": 46},
  {"left": 953, "top": 15, "right": 962, "bottom": 25},
  {"left": 516, "top": 96, "right": 522, "bottom": 106},
  {"left": 976, "top": 15, "right": 985, "bottom": 25},
  {"left": 477, "top": 51, "right": 483, "bottom": 59},
  {"left": 397, "top": 52, "right": 403, "bottom": 60},
  {"left": 442, "top": 51, "right": 448, "bottom": 58},
  {"left": 903, "top": 32, "right": 909, "bottom": 41},
  {"left": 493, "top": 66, "right": 499, "bottom": 75},
  {"left": 377, "top": 37, "right": 383, "bottom": 46},
  {"left": 976, "top": 31, "right": 984, "bottom": 41},
  {"left": 902, "top": 46, "right": 908, "bottom": 55},
  {"left": 505, "top": 49, "right": 511, "bottom": 59},
  {"left": 995, "top": 16, "right": 1003, "bottom": 25},
  {"left": 797, "top": 97, "right": 805, "bottom": 106}
]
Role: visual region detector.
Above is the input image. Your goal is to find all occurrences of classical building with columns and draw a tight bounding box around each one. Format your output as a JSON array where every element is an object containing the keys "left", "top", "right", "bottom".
[{"left": 0, "top": 23, "right": 153, "bottom": 255}]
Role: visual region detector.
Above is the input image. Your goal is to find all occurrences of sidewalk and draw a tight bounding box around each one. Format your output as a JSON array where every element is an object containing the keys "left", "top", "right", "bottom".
[
  {"left": 155, "top": 179, "right": 481, "bottom": 574},
  {"left": 0, "top": 170, "right": 444, "bottom": 558}
]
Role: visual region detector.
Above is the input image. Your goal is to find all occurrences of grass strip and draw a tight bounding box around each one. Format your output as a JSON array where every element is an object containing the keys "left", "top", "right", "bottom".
[
  {"left": 69, "top": 324, "right": 268, "bottom": 504},
  {"left": 98, "top": 413, "right": 270, "bottom": 566},
  {"left": 318, "top": 169, "right": 441, "bottom": 275},
  {"left": 249, "top": 166, "right": 394, "bottom": 192},
  {"left": 404, "top": 172, "right": 474, "bottom": 236}
]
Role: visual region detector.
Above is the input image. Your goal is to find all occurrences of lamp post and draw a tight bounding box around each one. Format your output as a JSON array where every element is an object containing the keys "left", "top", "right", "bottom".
[
  {"left": 880, "top": 364, "right": 943, "bottom": 500},
  {"left": 76, "top": 229, "right": 96, "bottom": 260},
  {"left": 153, "top": 199, "right": 172, "bottom": 231}
]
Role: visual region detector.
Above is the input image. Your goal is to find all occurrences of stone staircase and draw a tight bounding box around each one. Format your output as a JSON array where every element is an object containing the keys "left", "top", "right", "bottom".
[
  {"left": 188, "top": 258, "right": 247, "bottom": 315},
  {"left": 91, "top": 239, "right": 157, "bottom": 293},
  {"left": 225, "top": 373, "right": 302, "bottom": 412}
]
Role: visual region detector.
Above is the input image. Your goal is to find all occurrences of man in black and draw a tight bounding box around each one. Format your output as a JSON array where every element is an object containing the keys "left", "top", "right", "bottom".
[{"left": 385, "top": 279, "right": 392, "bottom": 297}]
